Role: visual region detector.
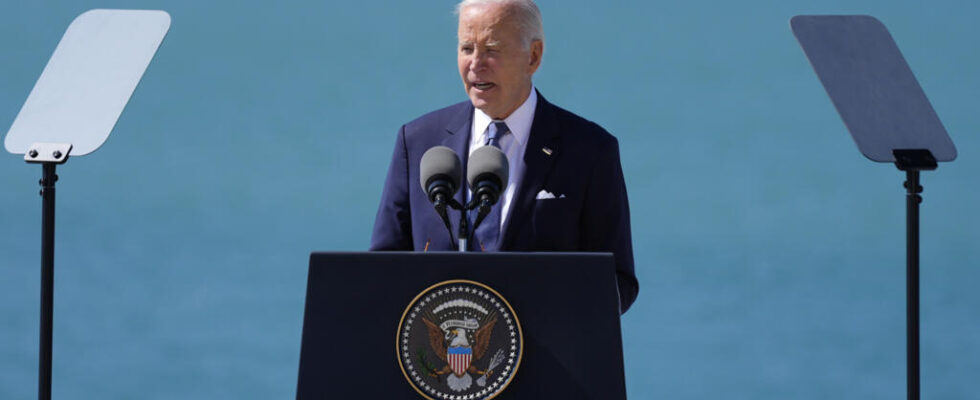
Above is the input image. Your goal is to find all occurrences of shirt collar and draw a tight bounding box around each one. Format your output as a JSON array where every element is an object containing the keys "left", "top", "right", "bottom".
[{"left": 472, "top": 85, "right": 537, "bottom": 147}]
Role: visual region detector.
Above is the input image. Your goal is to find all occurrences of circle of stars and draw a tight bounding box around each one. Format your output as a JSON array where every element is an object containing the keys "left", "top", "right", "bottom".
[{"left": 398, "top": 282, "right": 522, "bottom": 400}]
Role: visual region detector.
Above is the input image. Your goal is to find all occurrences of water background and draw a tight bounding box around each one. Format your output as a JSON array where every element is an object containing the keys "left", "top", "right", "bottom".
[{"left": 2, "top": 1, "right": 978, "bottom": 398}]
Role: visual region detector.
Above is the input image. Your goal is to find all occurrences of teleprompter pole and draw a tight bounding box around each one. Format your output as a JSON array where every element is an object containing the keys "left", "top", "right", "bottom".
[
  {"left": 894, "top": 149, "right": 934, "bottom": 400},
  {"left": 39, "top": 163, "right": 57, "bottom": 400},
  {"left": 904, "top": 169, "right": 921, "bottom": 400},
  {"left": 24, "top": 144, "right": 71, "bottom": 400}
]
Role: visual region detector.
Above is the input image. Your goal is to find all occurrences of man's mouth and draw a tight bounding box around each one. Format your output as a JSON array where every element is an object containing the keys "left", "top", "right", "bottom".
[{"left": 472, "top": 81, "right": 495, "bottom": 91}]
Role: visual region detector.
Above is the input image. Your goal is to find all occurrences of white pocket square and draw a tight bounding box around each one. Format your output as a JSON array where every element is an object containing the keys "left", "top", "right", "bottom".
[{"left": 536, "top": 190, "right": 564, "bottom": 200}]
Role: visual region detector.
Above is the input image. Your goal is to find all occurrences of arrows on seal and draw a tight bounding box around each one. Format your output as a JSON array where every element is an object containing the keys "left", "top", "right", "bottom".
[{"left": 476, "top": 348, "right": 506, "bottom": 387}]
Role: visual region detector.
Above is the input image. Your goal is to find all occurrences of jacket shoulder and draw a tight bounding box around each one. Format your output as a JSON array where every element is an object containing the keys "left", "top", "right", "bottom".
[
  {"left": 546, "top": 101, "right": 619, "bottom": 148},
  {"left": 403, "top": 101, "right": 471, "bottom": 132}
]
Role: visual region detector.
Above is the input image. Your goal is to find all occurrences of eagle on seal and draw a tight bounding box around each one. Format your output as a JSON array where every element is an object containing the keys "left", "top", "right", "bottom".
[{"left": 422, "top": 315, "right": 497, "bottom": 392}]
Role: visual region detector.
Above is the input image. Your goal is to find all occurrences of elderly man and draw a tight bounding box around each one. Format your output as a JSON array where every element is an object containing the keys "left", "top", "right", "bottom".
[{"left": 370, "top": 0, "right": 638, "bottom": 313}]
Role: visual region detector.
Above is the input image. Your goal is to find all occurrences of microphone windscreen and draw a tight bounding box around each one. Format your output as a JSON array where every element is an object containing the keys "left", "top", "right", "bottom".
[
  {"left": 419, "top": 146, "right": 461, "bottom": 193},
  {"left": 467, "top": 145, "right": 509, "bottom": 190}
]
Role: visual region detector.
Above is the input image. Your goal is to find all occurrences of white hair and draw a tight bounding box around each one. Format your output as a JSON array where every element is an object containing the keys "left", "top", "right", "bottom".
[{"left": 455, "top": 0, "right": 545, "bottom": 49}]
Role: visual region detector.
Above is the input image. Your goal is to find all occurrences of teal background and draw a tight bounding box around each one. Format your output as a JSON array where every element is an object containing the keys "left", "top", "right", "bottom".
[{"left": 2, "top": 1, "right": 977, "bottom": 398}]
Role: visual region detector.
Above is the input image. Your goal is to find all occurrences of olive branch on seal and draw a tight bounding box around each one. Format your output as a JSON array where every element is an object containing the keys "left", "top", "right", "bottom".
[{"left": 416, "top": 348, "right": 441, "bottom": 382}]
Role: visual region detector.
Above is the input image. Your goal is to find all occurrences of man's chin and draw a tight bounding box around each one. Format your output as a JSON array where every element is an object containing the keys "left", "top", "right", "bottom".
[{"left": 468, "top": 96, "right": 494, "bottom": 113}]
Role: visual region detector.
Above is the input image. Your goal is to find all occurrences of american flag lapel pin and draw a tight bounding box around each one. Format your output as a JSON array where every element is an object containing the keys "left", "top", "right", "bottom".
[{"left": 542, "top": 147, "right": 553, "bottom": 156}]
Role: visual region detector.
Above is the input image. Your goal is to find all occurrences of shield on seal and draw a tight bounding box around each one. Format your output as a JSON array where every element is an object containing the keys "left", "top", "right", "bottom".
[{"left": 447, "top": 346, "right": 473, "bottom": 376}]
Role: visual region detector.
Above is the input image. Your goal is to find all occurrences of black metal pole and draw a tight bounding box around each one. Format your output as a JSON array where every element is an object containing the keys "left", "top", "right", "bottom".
[
  {"left": 458, "top": 208, "right": 469, "bottom": 252},
  {"left": 39, "top": 163, "right": 57, "bottom": 400},
  {"left": 904, "top": 169, "right": 921, "bottom": 400}
]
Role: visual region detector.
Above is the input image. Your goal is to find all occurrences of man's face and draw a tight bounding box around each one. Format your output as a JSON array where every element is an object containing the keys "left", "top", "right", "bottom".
[{"left": 457, "top": 4, "right": 542, "bottom": 120}]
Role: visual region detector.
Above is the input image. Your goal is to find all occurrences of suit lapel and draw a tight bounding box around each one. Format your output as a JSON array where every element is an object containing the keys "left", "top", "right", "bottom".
[
  {"left": 501, "top": 91, "right": 559, "bottom": 249},
  {"left": 442, "top": 103, "right": 474, "bottom": 240}
]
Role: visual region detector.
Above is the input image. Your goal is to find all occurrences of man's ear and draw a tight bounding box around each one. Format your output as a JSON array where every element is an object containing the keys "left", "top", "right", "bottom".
[{"left": 527, "top": 39, "right": 543, "bottom": 74}]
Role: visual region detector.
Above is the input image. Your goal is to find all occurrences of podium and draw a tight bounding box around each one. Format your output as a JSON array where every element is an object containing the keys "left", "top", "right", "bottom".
[{"left": 296, "top": 252, "right": 627, "bottom": 399}]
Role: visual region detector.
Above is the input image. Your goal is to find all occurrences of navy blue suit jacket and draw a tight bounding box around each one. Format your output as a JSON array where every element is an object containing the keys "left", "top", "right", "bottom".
[{"left": 370, "top": 91, "right": 638, "bottom": 313}]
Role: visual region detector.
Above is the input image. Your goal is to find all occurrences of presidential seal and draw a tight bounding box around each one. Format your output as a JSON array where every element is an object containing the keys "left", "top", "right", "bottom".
[{"left": 396, "top": 280, "right": 523, "bottom": 400}]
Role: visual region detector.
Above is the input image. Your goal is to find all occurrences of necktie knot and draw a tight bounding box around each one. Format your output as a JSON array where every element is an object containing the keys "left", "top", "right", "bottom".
[{"left": 486, "top": 121, "right": 509, "bottom": 148}]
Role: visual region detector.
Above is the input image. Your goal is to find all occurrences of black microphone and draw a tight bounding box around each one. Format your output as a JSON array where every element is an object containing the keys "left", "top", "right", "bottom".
[
  {"left": 466, "top": 145, "right": 509, "bottom": 232},
  {"left": 420, "top": 146, "right": 461, "bottom": 205},
  {"left": 419, "top": 146, "right": 462, "bottom": 245}
]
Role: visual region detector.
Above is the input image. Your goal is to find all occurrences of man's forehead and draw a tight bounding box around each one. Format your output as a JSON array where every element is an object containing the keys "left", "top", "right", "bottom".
[
  {"left": 459, "top": 3, "right": 509, "bottom": 19},
  {"left": 457, "top": 31, "right": 509, "bottom": 47},
  {"left": 458, "top": 5, "right": 519, "bottom": 40},
  {"left": 459, "top": 4, "right": 519, "bottom": 28}
]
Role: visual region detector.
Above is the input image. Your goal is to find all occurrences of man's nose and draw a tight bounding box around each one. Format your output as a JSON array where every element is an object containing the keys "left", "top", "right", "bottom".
[{"left": 470, "top": 49, "right": 488, "bottom": 71}]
